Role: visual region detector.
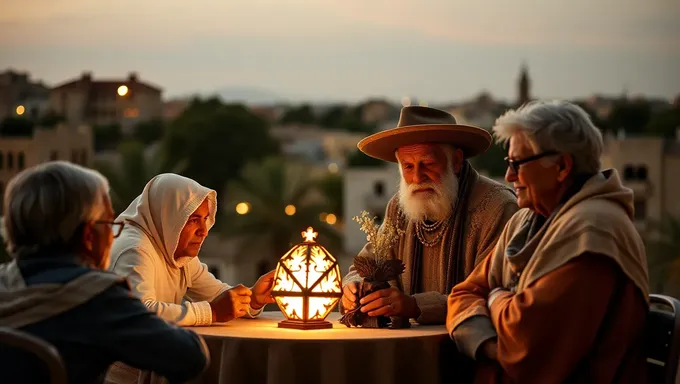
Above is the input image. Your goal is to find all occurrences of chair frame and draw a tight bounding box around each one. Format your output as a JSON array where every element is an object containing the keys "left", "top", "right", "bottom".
[
  {"left": 649, "top": 294, "right": 680, "bottom": 384},
  {"left": 0, "top": 327, "right": 67, "bottom": 384}
]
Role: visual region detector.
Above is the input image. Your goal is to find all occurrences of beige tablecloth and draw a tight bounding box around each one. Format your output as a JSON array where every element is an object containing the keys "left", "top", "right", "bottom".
[{"left": 188, "top": 312, "right": 470, "bottom": 384}]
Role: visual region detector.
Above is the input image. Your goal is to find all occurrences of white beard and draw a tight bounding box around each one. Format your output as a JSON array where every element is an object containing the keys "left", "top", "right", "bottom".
[{"left": 398, "top": 166, "right": 459, "bottom": 223}]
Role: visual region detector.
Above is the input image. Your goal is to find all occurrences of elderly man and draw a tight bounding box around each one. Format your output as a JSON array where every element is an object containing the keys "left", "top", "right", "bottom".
[
  {"left": 341, "top": 106, "right": 518, "bottom": 325},
  {"left": 447, "top": 100, "right": 649, "bottom": 383},
  {"left": 0, "top": 161, "right": 209, "bottom": 384}
]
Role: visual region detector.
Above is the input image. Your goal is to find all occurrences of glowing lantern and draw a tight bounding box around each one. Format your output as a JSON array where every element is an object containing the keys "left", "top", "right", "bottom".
[{"left": 271, "top": 227, "right": 342, "bottom": 329}]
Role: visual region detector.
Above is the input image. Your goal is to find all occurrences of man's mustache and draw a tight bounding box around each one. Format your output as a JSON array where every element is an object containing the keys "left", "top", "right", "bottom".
[{"left": 408, "top": 182, "right": 441, "bottom": 195}]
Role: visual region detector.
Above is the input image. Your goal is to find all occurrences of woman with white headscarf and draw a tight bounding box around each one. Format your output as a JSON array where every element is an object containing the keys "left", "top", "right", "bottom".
[{"left": 108, "top": 173, "right": 275, "bottom": 326}]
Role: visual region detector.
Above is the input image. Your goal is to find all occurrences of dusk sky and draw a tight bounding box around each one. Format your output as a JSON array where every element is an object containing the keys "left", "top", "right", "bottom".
[{"left": 2, "top": 0, "right": 679, "bottom": 104}]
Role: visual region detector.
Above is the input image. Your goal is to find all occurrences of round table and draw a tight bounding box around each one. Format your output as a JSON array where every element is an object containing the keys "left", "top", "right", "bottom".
[{"left": 188, "top": 312, "right": 466, "bottom": 384}]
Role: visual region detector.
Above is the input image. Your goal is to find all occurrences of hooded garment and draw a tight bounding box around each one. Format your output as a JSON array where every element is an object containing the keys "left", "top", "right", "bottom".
[
  {"left": 0, "top": 258, "right": 122, "bottom": 328},
  {"left": 447, "top": 169, "right": 649, "bottom": 383},
  {"left": 109, "top": 173, "right": 261, "bottom": 327},
  {"left": 0, "top": 255, "right": 210, "bottom": 384}
]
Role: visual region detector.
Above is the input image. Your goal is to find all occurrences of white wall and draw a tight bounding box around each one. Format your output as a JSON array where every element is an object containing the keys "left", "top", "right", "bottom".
[{"left": 343, "top": 165, "right": 400, "bottom": 257}]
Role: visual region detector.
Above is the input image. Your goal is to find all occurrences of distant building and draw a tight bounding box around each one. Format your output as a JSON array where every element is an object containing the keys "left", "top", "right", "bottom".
[
  {"left": 0, "top": 123, "right": 94, "bottom": 202},
  {"left": 0, "top": 69, "right": 50, "bottom": 121},
  {"left": 270, "top": 124, "right": 366, "bottom": 172},
  {"left": 517, "top": 62, "right": 531, "bottom": 107},
  {"left": 249, "top": 105, "right": 284, "bottom": 123},
  {"left": 343, "top": 165, "right": 400, "bottom": 255},
  {"left": 360, "top": 99, "right": 399, "bottom": 125},
  {"left": 601, "top": 132, "right": 680, "bottom": 231},
  {"left": 50, "top": 72, "right": 162, "bottom": 135}
]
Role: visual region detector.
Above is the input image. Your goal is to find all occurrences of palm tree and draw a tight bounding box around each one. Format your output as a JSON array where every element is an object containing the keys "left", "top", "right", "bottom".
[
  {"left": 645, "top": 214, "right": 680, "bottom": 296},
  {"left": 94, "top": 140, "right": 186, "bottom": 214},
  {"left": 218, "top": 156, "right": 342, "bottom": 270}
]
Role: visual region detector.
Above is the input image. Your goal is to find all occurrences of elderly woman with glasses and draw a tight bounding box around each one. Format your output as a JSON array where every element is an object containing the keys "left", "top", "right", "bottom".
[
  {"left": 0, "top": 161, "right": 210, "bottom": 384},
  {"left": 446, "top": 100, "right": 649, "bottom": 383}
]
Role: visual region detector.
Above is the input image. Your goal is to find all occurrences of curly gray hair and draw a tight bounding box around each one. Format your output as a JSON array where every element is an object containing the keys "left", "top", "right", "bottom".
[{"left": 492, "top": 100, "right": 604, "bottom": 174}]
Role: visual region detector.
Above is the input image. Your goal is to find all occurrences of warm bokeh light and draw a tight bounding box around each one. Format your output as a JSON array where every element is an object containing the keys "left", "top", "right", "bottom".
[
  {"left": 325, "top": 213, "right": 337, "bottom": 225},
  {"left": 235, "top": 202, "right": 250, "bottom": 215},
  {"left": 15, "top": 105, "right": 25, "bottom": 115},
  {"left": 400, "top": 96, "right": 411, "bottom": 107},
  {"left": 419, "top": 100, "right": 429, "bottom": 107},
  {"left": 271, "top": 227, "right": 342, "bottom": 329},
  {"left": 327, "top": 163, "right": 338, "bottom": 173},
  {"left": 285, "top": 204, "right": 296, "bottom": 216},
  {"left": 319, "top": 212, "right": 327, "bottom": 222},
  {"left": 117, "top": 85, "right": 129, "bottom": 96}
]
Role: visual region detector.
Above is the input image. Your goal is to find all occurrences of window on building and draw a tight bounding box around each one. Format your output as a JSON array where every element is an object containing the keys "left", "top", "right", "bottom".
[
  {"left": 636, "top": 166, "right": 648, "bottom": 181},
  {"left": 633, "top": 199, "right": 647, "bottom": 221},
  {"left": 17, "top": 152, "right": 25, "bottom": 170},
  {"left": 124, "top": 107, "right": 139, "bottom": 118},
  {"left": 7, "top": 152, "right": 13, "bottom": 170},
  {"left": 80, "top": 149, "right": 88, "bottom": 165},
  {"left": 373, "top": 181, "right": 385, "bottom": 197},
  {"left": 623, "top": 165, "right": 635, "bottom": 180},
  {"left": 50, "top": 151, "right": 58, "bottom": 161}
]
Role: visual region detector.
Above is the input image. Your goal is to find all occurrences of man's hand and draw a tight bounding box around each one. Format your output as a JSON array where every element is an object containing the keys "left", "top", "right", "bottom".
[
  {"left": 251, "top": 270, "right": 276, "bottom": 310},
  {"left": 341, "top": 282, "right": 360, "bottom": 312},
  {"left": 210, "top": 284, "right": 252, "bottom": 323},
  {"left": 359, "top": 287, "right": 420, "bottom": 318}
]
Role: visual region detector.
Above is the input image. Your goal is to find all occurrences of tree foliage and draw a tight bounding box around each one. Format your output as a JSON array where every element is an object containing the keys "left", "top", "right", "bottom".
[
  {"left": 218, "top": 156, "right": 341, "bottom": 262},
  {"left": 160, "top": 98, "right": 279, "bottom": 202},
  {"left": 94, "top": 140, "right": 186, "bottom": 213},
  {"left": 606, "top": 100, "right": 652, "bottom": 135},
  {"left": 93, "top": 124, "right": 123, "bottom": 151},
  {"left": 133, "top": 118, "right": 166, "bottom": 145}
]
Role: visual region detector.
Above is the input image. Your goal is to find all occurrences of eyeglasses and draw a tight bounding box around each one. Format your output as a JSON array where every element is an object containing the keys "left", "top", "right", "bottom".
[
  {"left": 504, "top": 151, "right": 559, "bottom": 175},
  {"left": 94, "top": 221, "right": 125, "bottom": 238}
]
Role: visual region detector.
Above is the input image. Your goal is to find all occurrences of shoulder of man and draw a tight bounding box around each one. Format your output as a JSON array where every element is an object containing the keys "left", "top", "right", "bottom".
[
  {"left": 81, "top": 269, "right": 132, "bottom": 291},
  {"left": 468, "top": 174, "right": 517, "bottom": 213},
  {"left": 385, "top": 193, "right": 407, "bottom": 226}
]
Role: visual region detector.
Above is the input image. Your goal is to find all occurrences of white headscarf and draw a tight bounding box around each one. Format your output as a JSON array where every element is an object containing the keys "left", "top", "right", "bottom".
[{"left": 116, "top": 173, "right": 217, "bottom": 268}]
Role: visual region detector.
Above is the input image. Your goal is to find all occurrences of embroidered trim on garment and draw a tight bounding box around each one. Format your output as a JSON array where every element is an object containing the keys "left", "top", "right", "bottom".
[{"left": 193, "top": 301, "right": 213, "bottom": 326}]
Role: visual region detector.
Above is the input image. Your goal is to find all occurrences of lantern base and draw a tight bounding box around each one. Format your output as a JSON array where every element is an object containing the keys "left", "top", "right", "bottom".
[{"left": 278, "top": 320, "right": 333, "bottom": 330}]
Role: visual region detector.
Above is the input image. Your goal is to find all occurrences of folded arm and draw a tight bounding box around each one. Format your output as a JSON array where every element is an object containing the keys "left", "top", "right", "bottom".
[
  {"left": 489, "top": 254, "right": 621, "bottom": 382},
  {"left": 447, "top": 254, "right": 497, "bottom": 359},
  {"left": 93, "top": 282, "right": 210, "bottom": 383},
  {"left": 113, "top": 249, "right": 213, "bottom": 326}
]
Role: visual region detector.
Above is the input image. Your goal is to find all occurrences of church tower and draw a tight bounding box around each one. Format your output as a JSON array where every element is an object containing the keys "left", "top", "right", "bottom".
[{"left": 517, "top": 62, "right": 531, "bottom": 106}]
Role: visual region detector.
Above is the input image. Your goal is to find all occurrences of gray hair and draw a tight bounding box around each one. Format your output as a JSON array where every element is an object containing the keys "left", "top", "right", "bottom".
[
  {"left": 2, "top": 161, "right": 110, "bottom": 256},
  {"left": 492, "top": 100, "right": 604, "bottom": 174}
]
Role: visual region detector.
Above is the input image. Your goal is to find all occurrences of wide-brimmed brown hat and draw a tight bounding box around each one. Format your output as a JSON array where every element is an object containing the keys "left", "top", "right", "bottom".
[{"left": 357, "top": 106, "right": 492, "bottom": 162}]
